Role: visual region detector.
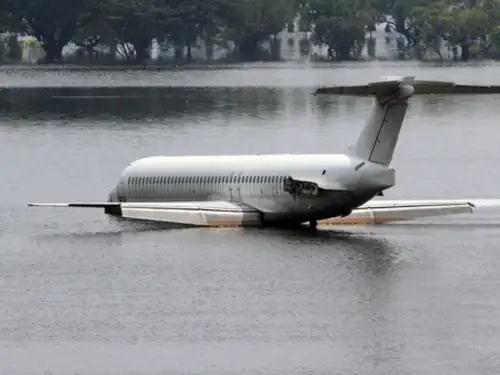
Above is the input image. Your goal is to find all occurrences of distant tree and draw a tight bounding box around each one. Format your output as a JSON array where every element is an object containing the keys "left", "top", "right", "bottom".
[
  {"left": 302, "top": 0, "right": 375, "bottom": 61},
  {"left": 4, "top": 0, "right": 98, "bottom": 63},
  {"left": 223, "top": 0, "right": 297, "bottom": 60}
]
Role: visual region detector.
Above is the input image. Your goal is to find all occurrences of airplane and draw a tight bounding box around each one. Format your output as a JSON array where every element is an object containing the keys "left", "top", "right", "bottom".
[{"left": 28, "top": 76, "right": 500, "bottom": 229}]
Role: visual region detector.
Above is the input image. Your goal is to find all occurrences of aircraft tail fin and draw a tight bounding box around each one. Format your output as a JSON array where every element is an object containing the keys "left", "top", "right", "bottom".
[{"left": 314, "top": 76, "right": 500, "bottom": 166}]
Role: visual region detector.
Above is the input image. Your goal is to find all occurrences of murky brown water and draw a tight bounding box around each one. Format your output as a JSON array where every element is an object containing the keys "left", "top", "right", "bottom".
[{"left": 1, "top": 61, "right": 500, "bottom": 375}]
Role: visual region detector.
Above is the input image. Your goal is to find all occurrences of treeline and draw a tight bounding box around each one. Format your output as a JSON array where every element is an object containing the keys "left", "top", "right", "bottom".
[{"left": 1, "top": 0, "right": 500, "bottom": 63}]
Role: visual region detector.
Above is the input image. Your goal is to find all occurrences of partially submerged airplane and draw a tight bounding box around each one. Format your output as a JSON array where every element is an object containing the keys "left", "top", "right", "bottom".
[{"left": 28, "top": 76, "right": 500, "bottom": 228}]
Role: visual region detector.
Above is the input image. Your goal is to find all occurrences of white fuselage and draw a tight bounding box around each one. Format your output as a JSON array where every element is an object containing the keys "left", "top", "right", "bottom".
[{"left": 107, "top": 153, "right": 396, "bottom": 224}]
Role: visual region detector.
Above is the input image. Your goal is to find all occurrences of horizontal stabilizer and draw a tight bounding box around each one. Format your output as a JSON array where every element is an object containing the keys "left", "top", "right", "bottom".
[{"left": 314, "top": 76, "right": 500, "bottom": 97}]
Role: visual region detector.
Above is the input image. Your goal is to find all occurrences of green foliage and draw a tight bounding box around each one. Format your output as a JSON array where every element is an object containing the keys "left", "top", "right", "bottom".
[
  {"left": 2, "top": 0, "right": 500, "bottom": 63},
  {"left": 223, "top": 0, "right": 296, "bottom": 60},
  {"left": 303, "top": 0, "right": 375, "bottom": 60}
]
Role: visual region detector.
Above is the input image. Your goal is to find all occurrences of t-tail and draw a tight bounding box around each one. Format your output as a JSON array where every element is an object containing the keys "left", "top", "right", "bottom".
[{"left": 314, "top": 76, "right": 500, "bottom": 166}]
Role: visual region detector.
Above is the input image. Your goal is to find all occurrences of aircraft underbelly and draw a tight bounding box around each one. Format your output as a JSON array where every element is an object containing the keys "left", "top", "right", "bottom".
[{"left": 240, "top": 189, "right": 372, "bottom": 223}]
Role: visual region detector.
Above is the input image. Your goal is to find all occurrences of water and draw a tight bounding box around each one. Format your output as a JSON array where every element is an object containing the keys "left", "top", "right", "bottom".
[{"left": 1, "top": 61, "right": 500, "bottom": 374}]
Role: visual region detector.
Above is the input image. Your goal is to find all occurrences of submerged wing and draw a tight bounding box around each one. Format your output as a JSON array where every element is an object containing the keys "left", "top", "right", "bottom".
[
  {"left": 319, "top": 199, "right": 500, "bottom": 225},
  {"left": 28, "top": 201, "right": 262, "bottom": 227},
  {"left": 120, "top": 201, "right": 262, "bottom": 227}
]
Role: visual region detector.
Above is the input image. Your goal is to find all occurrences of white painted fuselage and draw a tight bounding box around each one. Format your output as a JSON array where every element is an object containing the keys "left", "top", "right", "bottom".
[{"left": 108, "top": 153, "right": 396, "bottom": 224}]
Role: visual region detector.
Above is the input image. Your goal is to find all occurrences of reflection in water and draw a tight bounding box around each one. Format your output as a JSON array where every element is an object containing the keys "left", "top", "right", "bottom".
[
  {"left": 269, "top": 226, "right": 403, "bottom": 277},
  {"left": 1, "top": 84, "right": 487, "bottom": 130},
  {"left": 0, "top": 87, "right": 283, "bottom": 121},
  {"left": 0, "top": 86, "right": 365, "bottom": 122}
]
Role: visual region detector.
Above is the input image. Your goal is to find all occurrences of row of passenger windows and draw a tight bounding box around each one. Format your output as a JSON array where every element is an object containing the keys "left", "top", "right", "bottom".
[{"left": 128, "top": 175, "right": 286, "bottom": 185}]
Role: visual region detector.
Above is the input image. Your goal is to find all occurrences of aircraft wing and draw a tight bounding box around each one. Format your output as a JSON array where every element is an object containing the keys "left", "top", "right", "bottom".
[
  {"left": 28, "top": 198, "right": 500, "bottom": 227},
  {"left": 28, "top": 201, "right": 263, "bottom": 227},
  {"left": 319, "top": 199, "right": 500, "bottom": 225}
]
